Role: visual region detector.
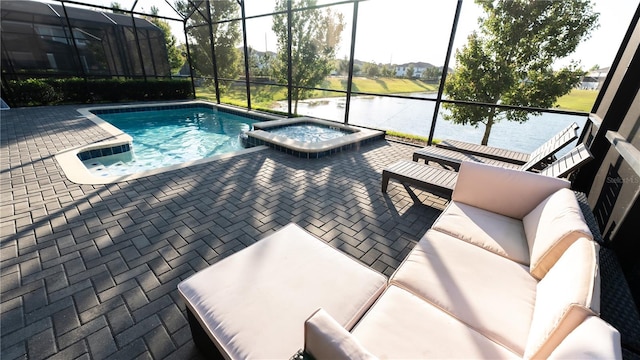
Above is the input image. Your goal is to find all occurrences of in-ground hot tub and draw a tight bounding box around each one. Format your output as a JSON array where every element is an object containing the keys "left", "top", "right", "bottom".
[{"left": 244, "top": 117, "right": 385, "bottom": 158}]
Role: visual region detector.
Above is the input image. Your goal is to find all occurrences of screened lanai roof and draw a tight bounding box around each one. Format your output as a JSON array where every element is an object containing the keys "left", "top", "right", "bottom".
[{"left": 1, "top": 0, "right": 160, "bottom": 28}]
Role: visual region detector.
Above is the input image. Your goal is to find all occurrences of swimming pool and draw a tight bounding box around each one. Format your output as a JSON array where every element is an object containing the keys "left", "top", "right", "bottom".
[
  {"left": 84, "top": 107, "right": 256, "bottom": 176},
  {"left": 56, "top": 102, "right": 276, "bottom": 184}
]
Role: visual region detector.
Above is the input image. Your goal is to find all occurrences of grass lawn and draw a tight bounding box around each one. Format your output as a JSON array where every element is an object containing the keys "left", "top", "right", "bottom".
[
  {"left": 322, "top": 77, "right": 438, "bottom": 94},
  {"left": 197, "top": 76, "right": 438, "bottom": 108},
  {"left": 198, "top": 78, "right": 596, "bottom": 113},
  {"left": 554, "top": 89, "right": 598, "bottom": 112}
]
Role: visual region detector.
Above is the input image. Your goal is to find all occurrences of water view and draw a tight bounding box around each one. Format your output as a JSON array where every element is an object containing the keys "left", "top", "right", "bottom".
[{"left": 274, "top": 92, "right": 587, "bottom": 154}]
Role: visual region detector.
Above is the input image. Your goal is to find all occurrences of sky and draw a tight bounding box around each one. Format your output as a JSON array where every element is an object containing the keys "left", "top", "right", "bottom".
[{"left": 59, "top": 0, "right": 638, "bottom": 71}]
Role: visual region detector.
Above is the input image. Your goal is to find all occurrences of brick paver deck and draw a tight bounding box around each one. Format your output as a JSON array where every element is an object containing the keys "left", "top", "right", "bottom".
[{"left": 0, "top": 104, "right": 446, "bottom": 359}]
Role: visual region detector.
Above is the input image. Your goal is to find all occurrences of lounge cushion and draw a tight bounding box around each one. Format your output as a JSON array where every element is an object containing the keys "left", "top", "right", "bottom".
[
  {"left": 452, "top": 162, "right": 570, "bottom": 219},
  {"left": 351, "top": 286, "right": 520, "bottom": 359},
  {"left": 304, "top": 308, "right": 377, "bottom": 360},
  {"left": 548, "top": 316, "right": 622, "bottom": 359},
  {"left": 390, "top": 230, "right": 537, "bottom": 355},
  {"left": 177, "top": 223, "right": 387, "bottom": 360},
  {"left": 523, "top": 188, "right": 593, "bottom": 279},
  {"left": 524, "top": 238, "right": 600, "bottom": 359},
  {"left": 433, "top": 201, "right": 529, "bottom": 265}
]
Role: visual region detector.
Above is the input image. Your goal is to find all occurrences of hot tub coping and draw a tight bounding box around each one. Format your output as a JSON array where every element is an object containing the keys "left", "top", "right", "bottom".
[{"left": 248, "top": 117, "right": 385, "bottom": 156}]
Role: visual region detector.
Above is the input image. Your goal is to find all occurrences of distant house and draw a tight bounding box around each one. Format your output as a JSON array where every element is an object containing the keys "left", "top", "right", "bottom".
[
  {"left": 395, "top": 62, "right": 434, "bottom": 78},
  {"left": 581, "top": 67, "right": 609, "bottom": 90}
]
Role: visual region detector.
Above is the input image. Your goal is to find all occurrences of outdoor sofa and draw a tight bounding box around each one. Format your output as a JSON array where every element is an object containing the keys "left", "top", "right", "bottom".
[{"left": 178, "top": 161, "right": 621, "bottom": 359}]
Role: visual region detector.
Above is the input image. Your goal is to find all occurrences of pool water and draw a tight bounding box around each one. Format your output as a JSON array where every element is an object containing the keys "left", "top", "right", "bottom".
[
  {"left": 268, "top": 124, "right": 349, "bottom": 143},
  {"left": 85, "top": 107, "right": 257, "bottom": 176}
]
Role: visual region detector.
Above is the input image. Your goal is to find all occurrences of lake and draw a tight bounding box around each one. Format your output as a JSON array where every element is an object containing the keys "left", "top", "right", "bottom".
[{"left": 273, "top": 92, "right": 587, "bottom": 154}]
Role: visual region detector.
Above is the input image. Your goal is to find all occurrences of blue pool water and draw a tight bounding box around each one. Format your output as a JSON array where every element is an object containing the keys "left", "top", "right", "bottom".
[
  {"left": 85, "top": 107, "right": 257, "bottom": 176},
  {"left": 268, "top": 124, "right": 350, "bottom": 143}
]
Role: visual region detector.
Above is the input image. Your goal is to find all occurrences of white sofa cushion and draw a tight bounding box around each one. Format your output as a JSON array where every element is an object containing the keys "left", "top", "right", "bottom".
[
  {"left": 433, "top": 201, "right": 529, "bottom": 264},
  {"left": 524, "top": 238, "right": 600, "bottom": 359},
  {"left": 177, "top": 223, "right": 387, "bottom": 360},
  {"left": 453, "top": 162, "right": 570, "bottom": 219},
  {"left": 351, "top": 285, "right": 520, "bottom": 359},
  {"left": 523, "top": 188, "right": 593, "bottom": 279},
  {"left": 548, "top": 316, "right": 622, "bottom": 360},
  {"left": 304, "top": 308, "right": 377, "bottom": 360},
  {"left": 390, "top": 230, "right": 537, "bottom": 355}
]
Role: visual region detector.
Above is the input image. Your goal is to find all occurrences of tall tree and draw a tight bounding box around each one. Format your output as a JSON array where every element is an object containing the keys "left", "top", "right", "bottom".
[
  {"left": 443, "top": 0, "right": 598, "bottom": 145},
  {"left": 272, "top": 0, "right": 345, "bottom": 114},
  {"left": 146, "top": 6, "right": 184, "bottom": 73},
  {"left": 175, "top": 0, "right": 241, "bottom": 82}
]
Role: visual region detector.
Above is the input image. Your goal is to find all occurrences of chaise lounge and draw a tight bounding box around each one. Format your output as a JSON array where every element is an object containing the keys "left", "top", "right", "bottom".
[
  {"left": 434, "top": 122, "right": 580, "bottom": 165},
  {"left": 178, "top": 161, "right": 621, "bottom": 359},
  {"left": 413, "top": 122, "right": 580, "bottom": 171},
  {"left": 382, "top": 143, "right": 592, "bottom": 199}
]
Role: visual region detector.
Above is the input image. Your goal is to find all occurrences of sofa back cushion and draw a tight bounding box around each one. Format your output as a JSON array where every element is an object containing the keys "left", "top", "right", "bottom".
[
  {"left": 452, "top": 162, "right": 570, "bottom": 219},
  {"left": 524, "top": 238, "right": 600, "bottom": 359},
  {"left": 548, "top": 316, "right": 622, "bottom": 359},
  {"left": 522, "top": 188, "right": 593, "bottom": 279}
]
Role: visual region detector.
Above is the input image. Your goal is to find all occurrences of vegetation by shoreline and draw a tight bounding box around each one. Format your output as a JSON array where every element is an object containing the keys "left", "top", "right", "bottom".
[
  {"left": 197, "top": 76, "right": 597, "bottom": 113},
  {"left": 554, "top": 89, "right": 598, "bottom": 112},
  {"left": 198, "top": 77, "right": 439, "bottom": 108}
]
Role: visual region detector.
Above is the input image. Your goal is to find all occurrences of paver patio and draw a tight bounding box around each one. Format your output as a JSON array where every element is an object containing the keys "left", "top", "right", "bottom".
[{"left": 0, "top": 104, "right": 446, "bottom": 359}]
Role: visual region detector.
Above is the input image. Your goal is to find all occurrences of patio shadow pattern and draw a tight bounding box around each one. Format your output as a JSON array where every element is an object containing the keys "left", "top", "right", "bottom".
[{"left": 0, "top": 104, "right": 444, "bottom": 359}]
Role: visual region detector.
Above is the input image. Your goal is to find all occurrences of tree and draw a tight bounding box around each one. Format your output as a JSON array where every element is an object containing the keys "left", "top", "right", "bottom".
[
  {"left": 335, "top": 56, "right": 349, "bottom": 75},
  {"left": 363, "top": 62, "right": 380, "bottom": 78},
  {"left": 405, "top": 65, "right": 415, "bottom": 79},
  {"left": 421, "top": 66, "right": 441, "bottom": 82},
  {"left": 381, "top": 64, "right": 394, "bottom": 78},
  {"left": 146, "top": 6, "right": 184, "bottom": 74},
  {"left": 272, "top": 0, "right": 345, "bottom": 114},
  {"left": 175, "top": 0, "right": 241, "bottom": 82},
  {"left": 110, "top": 2, "right": 125, "bottom": 14},
  {"left": 352, "top": 63, "right": 361, "bottom": 76},
  {"left": 443, "top": 0, "right": 598, "bottom": 145},
  {"left": 247, "top": 47, "right": 275, "bottom": 77},
  {"left": 258, "top": 52, "right": 276, "bottom": 77}
]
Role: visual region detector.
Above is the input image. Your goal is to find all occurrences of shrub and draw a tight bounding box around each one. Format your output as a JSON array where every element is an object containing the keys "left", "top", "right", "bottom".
[
  {"left": 47, "top": 78, "right": 91, "bottom": 103},
  {"left": 2, "top": 78, "right": 193, "bottom": 107},
  {"left": 4, "top": 79, "right": 61, "bottom": 107}
]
